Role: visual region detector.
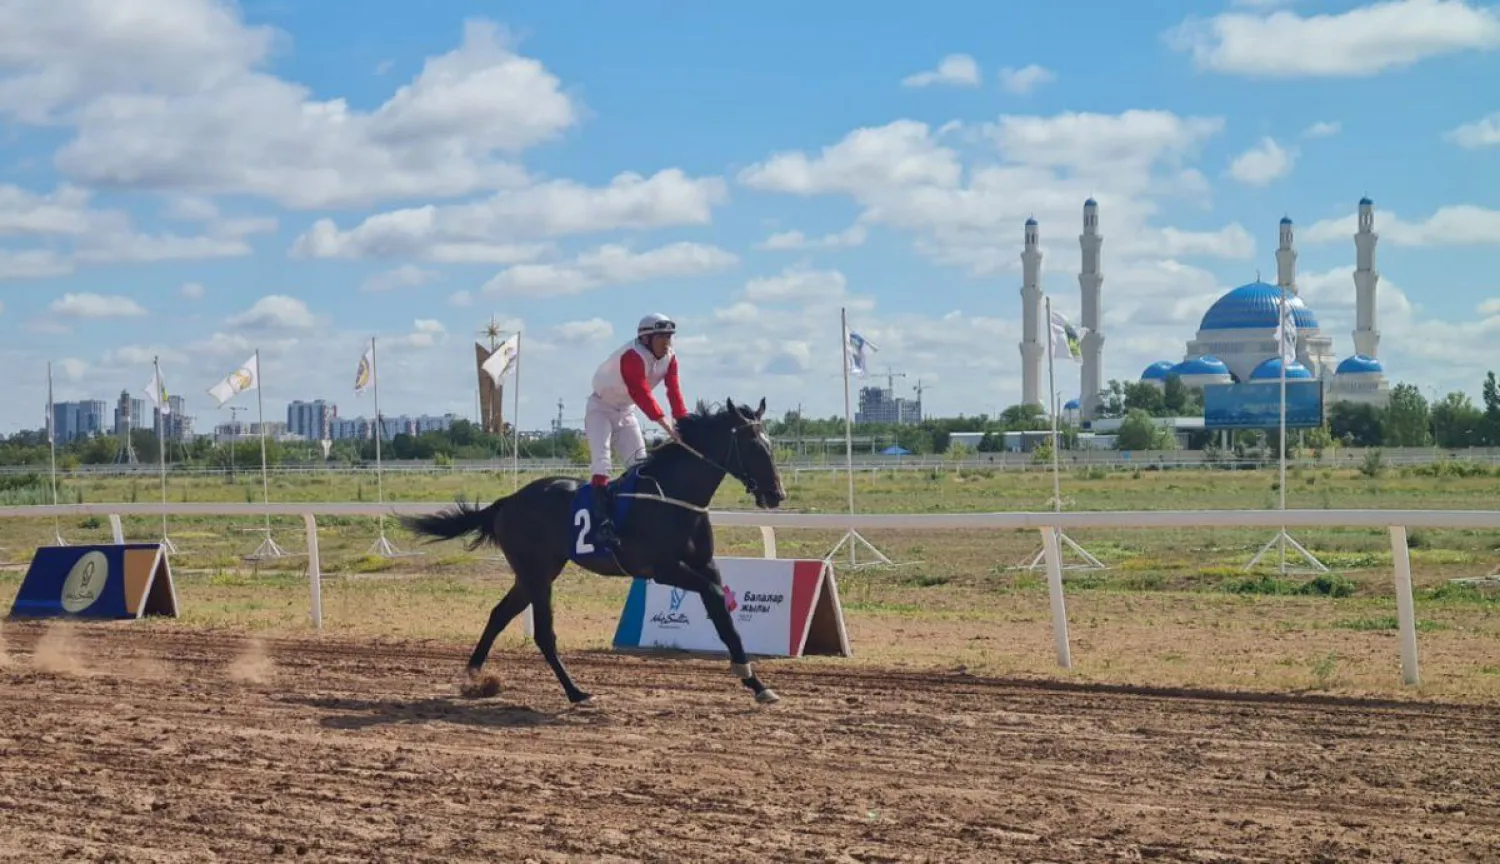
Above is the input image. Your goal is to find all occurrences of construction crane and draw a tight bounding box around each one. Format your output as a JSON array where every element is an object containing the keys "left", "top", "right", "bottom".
[
  {"left": 882, "top": 366, "right": 907, "bottom": 396},
  {"left": 909, "top": 378, "right": 933, "bottom": 424}
]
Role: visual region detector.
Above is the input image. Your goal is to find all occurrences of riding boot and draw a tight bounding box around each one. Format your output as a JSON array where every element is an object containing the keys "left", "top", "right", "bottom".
[{"left": 592, "top": 483, "right": 620, "bottom": 551}]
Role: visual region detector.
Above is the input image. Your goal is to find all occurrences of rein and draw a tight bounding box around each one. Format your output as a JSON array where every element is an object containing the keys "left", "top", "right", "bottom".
[{"left": 614, "top": 416, "right": 767, "bottom": 514}]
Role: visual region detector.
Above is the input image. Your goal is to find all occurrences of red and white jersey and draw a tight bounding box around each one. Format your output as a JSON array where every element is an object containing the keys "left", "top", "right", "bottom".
[{"left": 590, "top": 339, "right": 687, "bottom": 421}]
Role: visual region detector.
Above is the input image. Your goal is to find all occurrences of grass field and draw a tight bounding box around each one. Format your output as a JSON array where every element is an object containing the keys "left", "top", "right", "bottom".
[{"left": 2, "top": 463, "right": 1498, "bottom": 703}]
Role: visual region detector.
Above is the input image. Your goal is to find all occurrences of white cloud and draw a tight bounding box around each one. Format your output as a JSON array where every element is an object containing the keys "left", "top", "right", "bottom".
[
  {"left": 448, "top": 290, "right": 473, "bottom": 308},
  {"left": 740, "top": 111, "right": 1236, "bottom": 281},
  {"left": 1227, "top": 137, "right": 1295, "bottom": 185},
  {"left": 180, "top": 282, "right": 205, "bottom": 299},
  {"left": 1445, "top": 113, "right": 1500, "bottom": 149},
  {"left": 996, "top": 64, "right": 1056, "bottom": 95},
  {"left": 6, "top": 10, "right": 579, "bottom": 209},
  {"left": 1304, "top": 205, "right": 1500, "bottom": 246},
  {"left": 58, "top": 358, "right": 89, "bottom": 382},
  {"left": 1166, "top": 0, "right": 1500, "bottom": 78},
  {"left": 386, "top": 318, "right": 448, "bottom": 350},
  {"left": 553, "top": 318, "right": 614, "bottom": 345},
  {"left": 744, "top": 267, "right": 851, "bottom": 303},
  {"left": 49, "top": 292, "right": 147, "bottom": 318},
  {"left": 1302, "top": 120, "right": 1341, "bottom": 138},
  {"left": 738, "top": 119, "right": 964, "bottom": 196},
  {"left": 361, "top": 264, "right": 439, "bottom": 292},
  {"left": 290, "top": 168, "right": 725, "bottom": 262},
  {"left": 225, "top": 295, "right": 316, "bottom": 330},
  {"left": 756, "top": 224, "right": 867, "bottom": 251},
  {"left": 481, "top": 242, "right": 738, "bottom": 297},
  {"left": 0, "top": 249, "right": 71, "bottom": 280},
  {"left": 901, "top": 54, "right": 980, "bottom": 88},
  {"left": 1152, "top": 224, "right": 1257, "bottom": 259}
]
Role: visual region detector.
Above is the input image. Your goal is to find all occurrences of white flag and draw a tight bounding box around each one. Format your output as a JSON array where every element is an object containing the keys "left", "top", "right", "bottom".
[
  {"left": 480, "top": 334, "right": 519, "bottom": 386},
  {"left": 846, "top": 326, "right": 876, "bottom": 377},
  {"left": 144, "top": 366, "right": 171, "bottom": 415},
  {"left": 208, "top": 353, "right": 259, "bottom": 407},
  {"left": 354, "top": 344, "right": 374, "bottom": 395},
  {"left": 1049, "top": 309, "right": 1083, "bottom": 363},
  {"left": 1274, "top": 296, "right": 1298, "bottom": 367}
]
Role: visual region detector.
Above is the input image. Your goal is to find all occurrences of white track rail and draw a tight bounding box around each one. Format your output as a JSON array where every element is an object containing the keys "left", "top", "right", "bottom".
[{"left": 7, "top": 502, "right": 1500, "bottom": 687}]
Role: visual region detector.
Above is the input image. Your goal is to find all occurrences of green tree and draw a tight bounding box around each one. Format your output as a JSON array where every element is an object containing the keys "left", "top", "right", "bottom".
[
  {"left": 1116, "top": 409, "right": 1168, "bottom": 450},
  {"left": 1430, "top": 391, "right": 1485, "bottom": 448},
  {"left": 1329, "top": 401, "right": 1382, "bottom": 447},
  {"left": 1382, "top": 383, "right": 1431, "bottom": 446},
  {"left": 1483, "top": 371, "right": 1500, "bottom": 446},
  {"left": 1123, "top": 382, "right": 1167, "bottom": 416}
]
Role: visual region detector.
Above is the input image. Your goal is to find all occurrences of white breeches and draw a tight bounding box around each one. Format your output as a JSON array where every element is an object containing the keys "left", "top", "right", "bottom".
[{"left": 584, "top": 395, "right": 647, "bottom": 478}]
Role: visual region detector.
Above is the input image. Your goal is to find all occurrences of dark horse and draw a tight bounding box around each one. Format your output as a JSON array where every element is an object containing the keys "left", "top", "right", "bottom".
[{"left": 399, "top": 398, "right": 787, "bottom": 706}]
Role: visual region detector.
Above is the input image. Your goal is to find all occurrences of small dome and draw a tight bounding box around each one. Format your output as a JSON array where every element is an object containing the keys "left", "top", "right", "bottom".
[
  {"left": 1063, "top": 398, "right": 1081, "bottom": 410},
  {"left": 1359, "top": 196, "right": 1373, "bottom": 206},
  {"left": 1025, "top": 217, "right": 1037, "bottom": 227},
  {"left": 1199, "top": 282, "right": 1320, "bottom": 331},
  {"left": 1141, "top": 361, "right": 1175, "bottom": 381},
  {"left": 1172, "top": 355, "right": 1231, "bottom": 377},
  {"left": 1280, "top": 216, "right": 1293, "bottom": 225},
  {"left": 1336, "top": 354, "right": 1384, "bottom": 375},
  {"left": 1084, "top": 198, "right": 1097, "bottom": 207},
  {"left": 1250, "top": 357, "right": 1313, "bottom": 380}
]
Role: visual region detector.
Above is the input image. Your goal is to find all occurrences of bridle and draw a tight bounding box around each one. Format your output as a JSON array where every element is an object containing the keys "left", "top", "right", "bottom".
[
  {"left": 670, "top": 415, "right": 772, "bottom": 499},
  {"left": 623, "top": 414, "right": 779, "bottom": 513}
]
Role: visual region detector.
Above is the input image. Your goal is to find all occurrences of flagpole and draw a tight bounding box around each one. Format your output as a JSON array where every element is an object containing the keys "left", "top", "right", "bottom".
[
  {"left": 841, "top": 308, "right": 856, "bottom": 566},
  {"left": 512, "top": 331, "right": 521, "bottom": 491},
  {"left": 828, "top": 308, "right": 891, "bottom": 568},
  {"left": 372, "top": 337, "right": 391, "bottom": 551},
  {"left": 1278, "top": 284, "right": 1288, "bottom": 576},
  {"left": 46, "top": 361, "right": 66, "bottom": 546},
  {"left": 1023, "top": 304, "right": 1103, "bottom": 573},
  {"left": 154, "top": 356, "right": 176, "bottom": 553},
  {"left": 251, "top": 348, "right": 284, "bottom": 559},
  {"left": 1045, "top": 298, "right": 1062, "bottom": 517}
]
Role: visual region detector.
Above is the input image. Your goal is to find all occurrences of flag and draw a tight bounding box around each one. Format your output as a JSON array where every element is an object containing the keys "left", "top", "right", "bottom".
[
  {"left": 1049, "top": 309, "right": 1083, "bottom": 363},
  {"left": 1274, "top": 294, "right": 1298, "bottom": 367},
  {"left": 480, "top": 333, "right": 519, "bottom": 386},
  {"left": 144, "top": 366, "right": 171, "bottom": 415},
  {"left": 354, "top": 343, "right": 374, "bottom": 395},
  {"left": 845, "top": 326, "right": 876, "bottom": 377},
  {"left": 208, "top": 353, "right": 259, "bottom": 407}
]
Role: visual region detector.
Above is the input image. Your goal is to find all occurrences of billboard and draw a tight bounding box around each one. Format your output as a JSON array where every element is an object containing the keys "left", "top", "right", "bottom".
[{"left": 1204, "top": 380, "right": 1324, "bottom": 430}]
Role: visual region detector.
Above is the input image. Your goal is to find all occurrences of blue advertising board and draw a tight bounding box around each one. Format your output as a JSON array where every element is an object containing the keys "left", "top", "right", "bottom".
[
  {"left": 1203, "top": 381, "right": 1324, "bottom": 430},
  {"left": 8, "top": 543, "right": 178, "bottom": 621}
]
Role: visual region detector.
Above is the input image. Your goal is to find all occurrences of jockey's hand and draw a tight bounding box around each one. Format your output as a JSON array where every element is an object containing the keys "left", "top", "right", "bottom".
[{"left": 662, "top": 421, "right": 682, "bottom": 443}]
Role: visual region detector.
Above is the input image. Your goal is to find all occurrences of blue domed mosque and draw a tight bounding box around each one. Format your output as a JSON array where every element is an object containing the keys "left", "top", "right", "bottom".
[
  {"left": 1022, "top": 198, "right": 1392, "bottom": 428},
  {"left": 1135, "top": 199, "right": 1391, "bottom": 409}
]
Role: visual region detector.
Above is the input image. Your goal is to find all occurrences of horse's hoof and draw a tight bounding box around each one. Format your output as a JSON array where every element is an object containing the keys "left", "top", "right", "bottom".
[
  {"left": 460, "top": 672, "right": 502, "bottom": 699},
  {"left": 755, "top": 688, "right": 781, "bottom": 705},
  {"left": 570, "top": 694, "right": 599, "bottom": 709}
]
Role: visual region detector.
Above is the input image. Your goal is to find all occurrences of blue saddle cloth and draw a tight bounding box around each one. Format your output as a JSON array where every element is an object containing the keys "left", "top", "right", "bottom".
[{"left": 568, "top": 467, "right": 643, "bottom": 564}]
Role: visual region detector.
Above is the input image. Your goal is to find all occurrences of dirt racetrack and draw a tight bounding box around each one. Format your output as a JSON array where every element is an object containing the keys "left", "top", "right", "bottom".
[{"left": 1, "top": 622, "right": 1497, "bottom": 863}]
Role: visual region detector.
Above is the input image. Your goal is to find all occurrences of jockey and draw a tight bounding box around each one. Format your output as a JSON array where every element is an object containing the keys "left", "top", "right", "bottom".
[{"left": 584, "top": 312, "right": 690, "bottom": 549}]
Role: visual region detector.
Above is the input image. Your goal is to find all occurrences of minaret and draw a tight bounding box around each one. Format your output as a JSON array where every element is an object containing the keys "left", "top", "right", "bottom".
[
  {"left": 1276, "top": 215, "right": 1297, "bottom": 296},
  {"left": 1352, "top": 197, "right": 1380, "bottom": 358},
  {"left": 1078, "top": 198, "right": 1104, "bottom": 420},
  {"left": 1019, "top": 217, "right": 1044, "bottom": 409}
]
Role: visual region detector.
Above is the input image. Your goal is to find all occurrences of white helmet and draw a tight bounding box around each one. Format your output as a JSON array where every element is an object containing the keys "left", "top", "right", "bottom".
[{"left": 637, "top": 313, "right": 676, "bottom": 336}]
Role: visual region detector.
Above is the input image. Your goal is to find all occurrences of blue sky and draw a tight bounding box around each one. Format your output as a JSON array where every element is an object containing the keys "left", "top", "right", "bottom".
[{"left": 2, "top": 0, "right": 1498, "bottom": 435}]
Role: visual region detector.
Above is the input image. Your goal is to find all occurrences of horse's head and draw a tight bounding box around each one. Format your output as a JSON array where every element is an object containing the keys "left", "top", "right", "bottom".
[{"left": 677, "top": 397, "right": 785, "bottom": 509}]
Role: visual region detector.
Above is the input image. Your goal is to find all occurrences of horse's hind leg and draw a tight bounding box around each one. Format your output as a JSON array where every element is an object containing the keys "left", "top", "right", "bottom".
[
  {"left": 524, "top": 570, "right": 594, "bottom": 706},
  {"left": 467, "top": 582, "right": 531, "bottom": 674}
]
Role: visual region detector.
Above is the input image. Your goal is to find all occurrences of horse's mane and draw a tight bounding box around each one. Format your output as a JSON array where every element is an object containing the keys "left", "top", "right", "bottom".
[{"left": 637, "top": 399, "right": 748, "bottom": 468}]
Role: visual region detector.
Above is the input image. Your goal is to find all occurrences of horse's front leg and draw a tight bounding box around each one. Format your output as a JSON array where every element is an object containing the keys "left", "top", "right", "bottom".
[{"left": 666, "top": 560, "right": 780, "bottom": 705}]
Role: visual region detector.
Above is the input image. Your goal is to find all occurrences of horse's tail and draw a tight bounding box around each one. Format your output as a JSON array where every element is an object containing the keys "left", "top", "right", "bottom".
[{"left": 399, "top": 496, "right": 508, "bottom": 552}]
